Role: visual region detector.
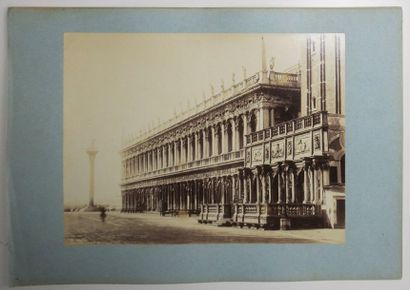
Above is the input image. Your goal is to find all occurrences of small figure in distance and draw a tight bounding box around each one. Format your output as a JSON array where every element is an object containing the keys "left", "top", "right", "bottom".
[{"left": 99, "top": 206, "right": 107, "bottom": 222}]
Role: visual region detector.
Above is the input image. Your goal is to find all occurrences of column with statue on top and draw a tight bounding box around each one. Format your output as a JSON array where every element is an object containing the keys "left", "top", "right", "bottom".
[{"left": 85, "top": 140, "right": 99, "bottom": 211}]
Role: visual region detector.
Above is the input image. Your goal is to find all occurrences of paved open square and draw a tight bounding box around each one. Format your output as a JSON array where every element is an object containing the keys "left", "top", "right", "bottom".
[{"left": 64, "top": 212, "right": 345, "bottom": 244}]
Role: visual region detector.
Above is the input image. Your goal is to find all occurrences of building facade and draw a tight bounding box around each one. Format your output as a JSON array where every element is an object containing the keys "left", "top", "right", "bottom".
[{"left": 120, "top": 34, "right": 345, "bottom": 230}]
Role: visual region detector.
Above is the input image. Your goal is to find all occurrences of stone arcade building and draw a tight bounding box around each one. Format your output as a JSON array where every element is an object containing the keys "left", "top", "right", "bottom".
[{"left": 120, "top": 35, "right": 345, "bottom": 230}]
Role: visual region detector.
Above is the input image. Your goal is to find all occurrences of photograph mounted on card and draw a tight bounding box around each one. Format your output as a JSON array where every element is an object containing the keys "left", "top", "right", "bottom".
[{"left": 7, "top": 7, "right": 401, "bottom": 285}]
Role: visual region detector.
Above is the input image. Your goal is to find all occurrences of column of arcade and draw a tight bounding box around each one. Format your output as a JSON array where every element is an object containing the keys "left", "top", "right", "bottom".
[
  {"left": 236, "top": 160, "right": 328, "bottom": 207},
  {"left": 121, "top": 173, "right": 244, "bottom": 215},
  {"left": 123, "top": 106, "right": 278, "bottom": 180}
]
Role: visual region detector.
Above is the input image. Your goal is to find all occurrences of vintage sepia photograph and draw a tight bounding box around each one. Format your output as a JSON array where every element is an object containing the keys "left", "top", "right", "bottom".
[{"left": 64, "top": 33, "right": 345, "bottom": 244}]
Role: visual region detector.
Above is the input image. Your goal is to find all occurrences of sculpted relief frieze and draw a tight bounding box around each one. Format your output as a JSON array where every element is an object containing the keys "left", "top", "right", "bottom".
[
  {"left": 251, "top": 145, "right": 263, "bottom": 166},
  {"left": 294, "top": 133, "right": 311, "bottom": 157}
]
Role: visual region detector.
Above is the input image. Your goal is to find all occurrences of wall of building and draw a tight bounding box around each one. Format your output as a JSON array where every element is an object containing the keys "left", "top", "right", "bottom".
[{"left": 300, "top": 34, "right": 345, "bottom": 117}]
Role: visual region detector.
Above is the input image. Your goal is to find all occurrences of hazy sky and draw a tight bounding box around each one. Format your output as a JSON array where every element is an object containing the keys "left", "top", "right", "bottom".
[{"left": 64, "top": 33, "right": 305, "bottom": 207}]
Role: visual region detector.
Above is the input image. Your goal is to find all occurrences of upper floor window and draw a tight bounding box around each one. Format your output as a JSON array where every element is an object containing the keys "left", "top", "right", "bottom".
[{"left": 312, "top": 95, "right": 317, "bottom": 111}]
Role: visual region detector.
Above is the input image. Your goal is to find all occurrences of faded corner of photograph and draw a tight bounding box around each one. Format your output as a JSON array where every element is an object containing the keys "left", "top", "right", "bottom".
[{"left": 63, "top": 33, "right": 345, "bottom": 245}]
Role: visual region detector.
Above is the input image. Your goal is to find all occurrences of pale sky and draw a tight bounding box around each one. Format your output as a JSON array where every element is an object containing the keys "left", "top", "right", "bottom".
[{"left": 63, "top": 33, "right": 305, "bottom": 207}]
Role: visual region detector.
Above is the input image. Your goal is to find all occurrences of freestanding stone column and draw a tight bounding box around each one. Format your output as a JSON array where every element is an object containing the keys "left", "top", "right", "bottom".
[{"left": 86, "top": 142, "right": 98, "bottom": 209}]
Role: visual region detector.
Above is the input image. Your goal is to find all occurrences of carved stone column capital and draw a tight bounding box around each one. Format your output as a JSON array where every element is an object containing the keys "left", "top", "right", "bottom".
[{"left": 261, "top": 164, "right": 272, "bottom": 176}]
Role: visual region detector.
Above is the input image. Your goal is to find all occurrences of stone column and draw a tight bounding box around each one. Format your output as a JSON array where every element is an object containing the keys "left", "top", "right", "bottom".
[
  {"left": 285, "top": 170, "right": 290, "bottom": 203},
  {"left": 202, "top": 181, "right": 205, "bottom": 206},
  {"left": 317, "top": 167, "right": 322, "bottom": 204},
  {"left": 180, "top": 138, "right": 185, "bottom": 164},
  {"left": 194, "top": 181, "right": 198, "bottom": 210},
  {"left": 261, "top": 172, "right": 266, "bottom": 204},
  {"left": 174, "top": 141, "right": 179, "bottom": 165},
  {"left": 164, "top": 146, "right": 168, "bottom": 168},
  {"left": 147, "top": 151, "right": 151, "bottom": 172},
  {"left": 141, "top": 153, "right": 145, "bottom": 172},
  {"left": 221, "top": 122, "right": 226, "bottom": 154},
  {"left": 291, "top": 170, "right": 296, "bottom": 203},
  {"left": 270, "top": 108, "right": 276, "bottom": 127},
  {"left": 86, "top": 144, "right": 98, "bottom": 208},
  {"left": 151, "top": 151, "right": 154, "bottom": 171},
  {"left": 131, "top": 157, "right": 135, "bottom": 176},
  {"left": 211, "top": 126, "right": 217, "bottom": 156},
  {"left": 202, "top": 129, "right": 208, "bottom": 158},
  {"left": 309, "top": 167, "right": 314, "bottom": 203},
  {"left": 232, "top": 175, "right": 236, "bottom": 203},
  {"left": 150, "top": 152, "right": 154, "bottom": 171},
  {"left": 155, "top": 152, "right": 158, "bottom": 171},
  {"left": 127, "top": 193, "right": 131, "bottom": 211},
  {"left": 157, "top": 148, "right": 161, "bottom": 169},
  {"left": 172, "top": 186, "right": 175, "bottom": 210},
  {"left": 165, "top": 144, "right": 170, "bottom": 168},
  {"left": 131, "top": 192, "right": 134, "bottom": 211},
  {"left": 211, "top": 179, "right": 215, "bottom": 204},
  {"left": 162, "top": 147, "right": 166, "bottom": 168},
  {"left": 207, "top": 128, "right": 211, "bottom": 158},
  {"left": 124, "top": 194, "right": 128, "bottom": 211},
  {"left": 198, "top": 131, "right": 203, "bottom": 160},
  {"left": 145, "top": 153, "right": 148, "bottom": 172},
  {"left": 242, "top": 114, "right": 248, "bottom": 148},
  {"left": 259, "top": 107, "right": 271, "bottom": 130},
  {"left": 169, "top": 143, "right": 173, "bottom": 166},
  {"left": 187, "top": 135, "right": 192, "bottom": 162},
  {"left": 187, "top": 184, "right": 191, "bottom": 210},
  {"left": 203, "top": 180, "right": 207, "bottom": 204},
  {"left": 256, "top": 173, "right": 261, "bottom": 204},
  {"left": 267, "top": 173, "right": 272, "bottom": 203},
  {"left": 243, "top": 176, "right": 248, "bottom": 203},
  {"left": 135, "top": 156, "right": 138, "bottom": 174},
  {"left": 303, "top": 165, "right": 309, "bottom": 203},
  {"left": 158, "top": 148, "right": 162, "bottom": 169},
  {"left": 184, "top": 137, "right": 188, "bottom": 163},
  {"left": 134, "top": 156, "right": 137, "bottom": 175},
  {"left": 221, "top": 177, "right": 225, "bottom": 204},
  {"left": 146, "top": 152, "right": 149, "bottom": 172},
  {"left": 194, "top": 132, "right": 199, "bottom": 160},
  {"left": 277, "top": 169, "right": 283, "bottom": 203},
  {"left": 166, "top": 187, "right": 169, "bottom": 210},
  {"left": 238, "top": 173, "right": 243, "bottom": 202},
  {"left": 230, "top": 118, "right": 237, "bottom": 152},
  {"left": 312, "top": 167, "right": 317, "bottom": 204}
]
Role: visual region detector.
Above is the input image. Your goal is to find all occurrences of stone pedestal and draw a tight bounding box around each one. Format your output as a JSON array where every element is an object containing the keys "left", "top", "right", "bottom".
[
  {"left": 82, "top": 205, "right": 99, "bottom": 212},
  {"left": 280, "top": 217, "right": 291, "bottom": 230}
]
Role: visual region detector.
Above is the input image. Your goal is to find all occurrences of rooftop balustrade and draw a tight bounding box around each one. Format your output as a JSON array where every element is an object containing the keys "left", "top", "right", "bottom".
[
  {"left": 122, "top": 70, "right": 300, "bottom": 149},
  {"left": 246, "top": 111, "right": 328, "bottom": 145}
]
